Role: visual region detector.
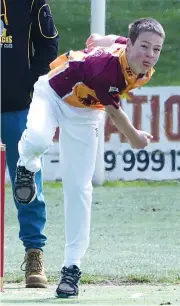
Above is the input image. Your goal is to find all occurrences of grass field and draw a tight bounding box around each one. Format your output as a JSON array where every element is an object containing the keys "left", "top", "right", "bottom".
[
  {"left": 4, "top": 181, "right": 180, "bottom": 285},
  {"left": 48, "top": 0, "right": 180, "bottom": 86}
]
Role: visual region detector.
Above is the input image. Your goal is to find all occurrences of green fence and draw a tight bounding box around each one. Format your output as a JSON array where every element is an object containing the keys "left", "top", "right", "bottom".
[{"left": 49, "top": 0, "right": 180, "bottom": 86}]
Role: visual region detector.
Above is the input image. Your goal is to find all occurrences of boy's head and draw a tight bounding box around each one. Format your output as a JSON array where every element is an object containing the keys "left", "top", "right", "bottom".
[{"left": 126, "top": 18, "right": 165, "bottom": 75}]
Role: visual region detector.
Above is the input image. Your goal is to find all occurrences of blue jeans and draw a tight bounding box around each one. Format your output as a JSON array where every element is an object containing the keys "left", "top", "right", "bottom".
[{"left": 1, "top": 109, "right": 47, "bottom": 251}]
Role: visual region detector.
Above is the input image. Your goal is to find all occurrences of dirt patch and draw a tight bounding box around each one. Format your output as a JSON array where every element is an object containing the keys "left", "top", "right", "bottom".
[{"left": 1, "top": 283, "right": 180, "bottom": 305}]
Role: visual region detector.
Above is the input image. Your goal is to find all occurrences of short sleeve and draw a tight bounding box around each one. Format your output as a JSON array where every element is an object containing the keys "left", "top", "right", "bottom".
[{"left": 115, "top": 36, "right": 128, "bottom": 45}]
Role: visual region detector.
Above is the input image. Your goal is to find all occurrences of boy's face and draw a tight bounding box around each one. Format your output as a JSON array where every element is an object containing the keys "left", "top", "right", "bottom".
[{"left": 126, "top": 31, "right": 163, "bottom": 75}]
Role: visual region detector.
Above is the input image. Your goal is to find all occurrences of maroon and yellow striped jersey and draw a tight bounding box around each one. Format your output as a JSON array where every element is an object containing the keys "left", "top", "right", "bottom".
[{"left": 48, "top": 41, "right": 154, "bottom": 110}]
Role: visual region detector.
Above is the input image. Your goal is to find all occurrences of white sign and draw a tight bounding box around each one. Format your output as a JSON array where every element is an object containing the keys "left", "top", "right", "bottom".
[
  {"left": 5, "top": 87, "right": 180, "bottom": 183},
  {"left": 104, "top": 87, "right": 180, "bottom": 180}
]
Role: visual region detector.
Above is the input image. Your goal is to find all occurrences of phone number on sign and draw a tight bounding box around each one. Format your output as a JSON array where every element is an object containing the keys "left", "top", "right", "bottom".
[{"left": 104, "top": 150, "right": 180, "bottom": 172}]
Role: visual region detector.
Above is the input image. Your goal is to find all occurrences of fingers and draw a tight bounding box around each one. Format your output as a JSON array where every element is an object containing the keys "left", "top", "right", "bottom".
[
  {"left": 86, "top": 41, "right": 95, "bottom": 48},
  {"left": 86, "top": 34, "right": 96, "bottom": 48},
  {"left": 145, "top": 132, "right": 153, "bottom": 139},
  {"left": 86, "top": 38, "right": 92, "bottom": 46},
  {"left": 139, "top": 130, "right": 153, "bottom": 140},
  {"left": 86, "top": 33, "right": 102, "bottom": 48},
  {"left": 86, "top": 39, "right": 91, "bottom": 48}
]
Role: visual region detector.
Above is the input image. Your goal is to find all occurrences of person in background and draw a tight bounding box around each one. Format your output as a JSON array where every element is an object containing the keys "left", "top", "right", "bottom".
[{"left": 0, "top": 0, "right": 59, "bottom": 288}]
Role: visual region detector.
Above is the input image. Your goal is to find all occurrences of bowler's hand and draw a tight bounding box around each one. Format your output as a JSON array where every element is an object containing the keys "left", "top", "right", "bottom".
[
  {"left": 128, "top": 130, "right": 153, "bottom": 149},
  {"left": 86, "top": 33, "right": 103, "bottom": 48}
]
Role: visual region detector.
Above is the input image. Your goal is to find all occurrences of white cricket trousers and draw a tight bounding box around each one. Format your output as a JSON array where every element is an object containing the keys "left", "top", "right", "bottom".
[{"left": 18, "top": 75, "right": 103, "bottom": 268}]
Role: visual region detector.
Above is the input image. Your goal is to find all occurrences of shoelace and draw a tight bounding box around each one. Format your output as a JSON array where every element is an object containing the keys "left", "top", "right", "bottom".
[
  {"left": 58, "top": 267, "right": 81, "bottom": 290},
  {"left": 16, "top": 167, "right": 34, "bottom": 187},
  {"left": 21, "top": 252, "right": 43, "bottom": 274}
]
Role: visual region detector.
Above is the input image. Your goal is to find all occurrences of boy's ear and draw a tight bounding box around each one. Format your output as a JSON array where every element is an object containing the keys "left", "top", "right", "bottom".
[{"left": 126, "top": 38, "right": 132, "bottom": 51}]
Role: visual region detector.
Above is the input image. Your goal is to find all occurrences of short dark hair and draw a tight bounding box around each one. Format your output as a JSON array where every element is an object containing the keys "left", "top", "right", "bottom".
[{"left": 128, "top": 18, "right": 165, "bottom": 44}]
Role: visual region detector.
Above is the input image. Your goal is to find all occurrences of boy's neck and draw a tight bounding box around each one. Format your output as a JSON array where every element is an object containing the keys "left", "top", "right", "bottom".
[{"left": 125, "top": 50, "right": 139, "bottom": 76}]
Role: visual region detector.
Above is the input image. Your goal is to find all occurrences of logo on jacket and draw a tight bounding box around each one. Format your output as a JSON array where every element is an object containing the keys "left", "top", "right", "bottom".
[{"left": 0, "top": 17, "right": 13, "bottom": 48}]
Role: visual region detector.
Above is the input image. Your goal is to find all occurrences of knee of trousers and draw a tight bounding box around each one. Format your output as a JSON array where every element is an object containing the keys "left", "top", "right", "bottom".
[
  {"left": 23, "top": 131, "right": 52, "bottom": 155},
  {"left": 33, "top": 136, "right": 51, "bottom": 154}
]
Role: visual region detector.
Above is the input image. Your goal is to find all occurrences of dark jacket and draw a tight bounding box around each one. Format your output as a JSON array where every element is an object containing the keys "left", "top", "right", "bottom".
[{"left": 1, "top": 0, "right": 59, "bottom": 113}]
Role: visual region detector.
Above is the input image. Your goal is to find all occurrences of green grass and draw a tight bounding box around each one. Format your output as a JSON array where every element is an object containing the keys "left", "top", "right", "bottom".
[
  {"left": 4, "top": 272, "right": 180, "bottom": 285},
  {"left": 4, "top": 182, "right": 180, "bottom": 285},
  {"left": 103, "top": 180, "right": 180, "bottom": 187},
  {"left": 48, "top": 0, "right": 180, "bottom": 85},
  {"left": 6, "top": 180, "right": 180, "bottom": 190}
]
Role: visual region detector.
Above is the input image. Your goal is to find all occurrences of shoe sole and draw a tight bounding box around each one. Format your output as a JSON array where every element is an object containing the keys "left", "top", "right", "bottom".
[
  {"left": 29, "top": 188, "right": 37, "bottom": 203},
  {"left": 56, "top": 292, "right": 78, "bottom": 298},
  {"left": 26, "top": 283, "right": 47, "bottom": 288},
  {"left": 14, "top": 186, "right": 37, "bottom": 205}
]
